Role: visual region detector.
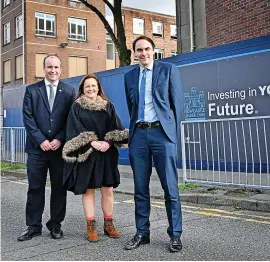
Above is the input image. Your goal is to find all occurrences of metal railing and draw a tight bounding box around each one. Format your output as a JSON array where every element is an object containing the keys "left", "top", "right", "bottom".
[
  {"left": 181, "top": 116, "right": 270, "bottom": 189},
  {"left": 1, "top": 127, "right": 27, "bottom": 164}
]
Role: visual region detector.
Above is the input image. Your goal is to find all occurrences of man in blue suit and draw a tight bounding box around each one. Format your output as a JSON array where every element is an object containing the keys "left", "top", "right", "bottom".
[
  {"left": 124, "top": 36, "right": 184, "bottom": 252},
  {"left": 17, "top": 55, "right": 76, "bottom": 241}
]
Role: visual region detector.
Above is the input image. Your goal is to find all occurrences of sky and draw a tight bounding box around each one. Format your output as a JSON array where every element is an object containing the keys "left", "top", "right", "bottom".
[{"left": 122, "top": 0, "right": 176, "bottom": 16}]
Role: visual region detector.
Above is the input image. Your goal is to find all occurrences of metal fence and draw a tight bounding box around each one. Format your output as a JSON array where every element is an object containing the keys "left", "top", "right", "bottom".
[
  {"left": 1, "top": 127, "right": 27, "bottom": 164},
  {"left": 181, "top": 116, "right": 270, "bottom": 189},
  {"left": 1, "top": 118, "right": 270, "bottom": 189}
]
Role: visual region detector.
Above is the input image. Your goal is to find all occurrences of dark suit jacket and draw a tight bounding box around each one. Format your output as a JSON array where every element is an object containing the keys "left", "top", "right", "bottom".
[
  {"left": 124, "top": 60, "right": 184, "bottom": 144},
  {"left": 23, "top": 79, "right": 76, "bottom": 155}
]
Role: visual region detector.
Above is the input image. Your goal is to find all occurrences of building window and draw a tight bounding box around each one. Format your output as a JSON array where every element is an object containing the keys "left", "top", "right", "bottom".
[
  {"left": 35, "top": 13, "right": 56, "bottom": 37},
  {"left": 3, "top": 22, "right": 10, "bottom": 45},
  {"left": 171, "top": 51, "right": 177, "bottom": 56},
  {"left": 170, "top": 24, "right": 177, "bottom": 39},
  {"left": 3, "top": 59, "right": 11, "bottom": 83},
  {"left": 69, "top": 56, "right": 87, "bottom": 77},
  {"left": 16, "top": 14, "right": 23, "bottom": 39},
  {"left": 106, "top": 40, "right": 115, "bottom": 60},
  {"left": 154, "top": 48, "right": 164, "bottom": 60},
  {"left": 3, "top": 0, "right": 10, "bottom": 7},
  {"left": 69, "top": 0, "right": 81, "bottom": 2},
  {"left": 35, "top": 53, "right": 48, "bottom": 77},
  {"left": 68, "top": 17, "right": 86, "bottom": 41},
  {"left": 152, "top": 21, "right": 163, "bottom": 37},
  {"left": 15, "top": 55, "right": 23, "bottom": 79},
  {"left": 133, "top": 18, "right": 144, "bottom": 35}
]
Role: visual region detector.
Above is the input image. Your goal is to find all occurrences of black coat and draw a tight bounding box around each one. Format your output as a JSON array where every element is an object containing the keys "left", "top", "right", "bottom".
[
  {"left": 22, "top": 80, "right": 76, "bottom": 155},
  {"left": 62, "top": 95, "right": 128, "bottom": 195}
]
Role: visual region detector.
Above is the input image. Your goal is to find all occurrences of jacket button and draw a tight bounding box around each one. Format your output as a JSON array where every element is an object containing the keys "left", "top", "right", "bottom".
[
  {"left": 48, "top": 130, "right": 51, "bottom": 133},
  {"left": 50, "top": 119, "right": 53, "bottom": 122}
]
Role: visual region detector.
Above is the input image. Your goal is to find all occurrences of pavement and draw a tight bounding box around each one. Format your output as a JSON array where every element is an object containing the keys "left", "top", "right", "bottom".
[{"left": 1, "top": 165, "right": 270, "bottom": 213}]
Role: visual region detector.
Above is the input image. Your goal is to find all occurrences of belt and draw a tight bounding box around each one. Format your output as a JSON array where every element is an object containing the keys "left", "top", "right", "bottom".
[{"left": 136, "top": 121, "right": 160, "bottom": 129}]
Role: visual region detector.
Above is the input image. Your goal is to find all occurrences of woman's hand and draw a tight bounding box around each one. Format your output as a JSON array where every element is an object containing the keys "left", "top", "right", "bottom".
[
  {"left": 91, "top": 141, "right": 102, "bottom": 151},
  {"left": 99, "top": 141, "right": 110, "bottom": 152}
]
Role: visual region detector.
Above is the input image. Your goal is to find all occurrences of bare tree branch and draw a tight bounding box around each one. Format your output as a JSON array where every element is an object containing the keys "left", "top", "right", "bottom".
[
  {"left": 78, "top": 0, "right": 118, "bottom": 46},
  {"left": 103, "top": 0, "right": 115, "bottom": 15}
]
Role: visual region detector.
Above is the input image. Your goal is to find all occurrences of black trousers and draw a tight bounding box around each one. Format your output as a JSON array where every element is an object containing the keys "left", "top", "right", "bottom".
[{"left": 26, "top": 153, "right": 67, "bottom": 232}]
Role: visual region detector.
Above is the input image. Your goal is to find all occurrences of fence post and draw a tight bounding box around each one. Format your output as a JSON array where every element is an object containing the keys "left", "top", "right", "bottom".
[
  {"left": 181, "top": 123, "right": 187, "bottom": 184},
  {"left": 10, "top": 128, "right": 15, "bottom": 164}
]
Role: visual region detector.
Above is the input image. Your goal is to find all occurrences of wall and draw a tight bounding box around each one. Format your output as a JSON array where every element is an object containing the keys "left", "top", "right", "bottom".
[{"left": 206, "top": 0, "right": 270, "bottom": 47}]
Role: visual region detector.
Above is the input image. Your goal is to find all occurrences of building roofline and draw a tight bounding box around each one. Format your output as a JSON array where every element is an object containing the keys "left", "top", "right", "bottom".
[{"left": 122, "top": 6, "right": 175, "bottom": 18}]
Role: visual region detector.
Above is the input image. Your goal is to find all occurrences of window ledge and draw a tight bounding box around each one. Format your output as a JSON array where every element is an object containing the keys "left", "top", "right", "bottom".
[
  {"left": 68, "top": 38, "right": 87, "bottom": 42},
  {"left": 35, "top": 34, "right": 56, "bottom": 38}
]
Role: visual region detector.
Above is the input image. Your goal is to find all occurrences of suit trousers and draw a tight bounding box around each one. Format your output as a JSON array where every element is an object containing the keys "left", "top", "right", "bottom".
[
  {"left": 129, "top": 125, "right": 182, "bottom": 238},
  {"left": 26, "top": 152, "right": 66, "bottom": 232}
]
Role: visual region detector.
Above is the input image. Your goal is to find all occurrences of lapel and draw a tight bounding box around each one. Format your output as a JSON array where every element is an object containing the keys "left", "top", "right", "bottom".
[
  {"left": 133, "top": 66, "right": 140, "bottom": 104},
  {"left": 37, "top": 80, "right": 51, "bottom": 113},
  {"left": 52, "top": 81, "right": 65, "bottom": 112},
  {"left": 152, "top": 61, "right": 161, "bottom": 94}
]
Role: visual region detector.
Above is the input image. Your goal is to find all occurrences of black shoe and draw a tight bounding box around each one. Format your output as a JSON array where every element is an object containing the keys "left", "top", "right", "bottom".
[
  {"left": 124, "top": 234, "right": 150, "bottom": 250},
  {"left": 50, "top": 228, "right": 64, "bottom": 239},
  {"left": 169, "top": 236, "right": 182, "bottom": 252},
  {"left": 17, "top": 229, "right": 42, "bottom": 241}
]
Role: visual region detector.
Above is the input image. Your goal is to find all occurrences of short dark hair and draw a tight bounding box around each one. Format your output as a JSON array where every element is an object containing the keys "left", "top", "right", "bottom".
[
  {"left": 43, "top": 54, "right": 62, "bottom": 68},
  {"left": 132, "top": 35, "right": 155, "bottom": 52}
]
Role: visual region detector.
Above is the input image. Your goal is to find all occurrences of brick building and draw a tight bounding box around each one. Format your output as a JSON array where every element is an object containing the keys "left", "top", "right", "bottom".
[
  {"left": 106, "top": 7, "right": 177, "bottom": 69},
  {"left": 176, "top": 0, "right": 270, "bottom": 53},
  {"left": 1, "top": 0, "right": 106, "bottom": 87}
]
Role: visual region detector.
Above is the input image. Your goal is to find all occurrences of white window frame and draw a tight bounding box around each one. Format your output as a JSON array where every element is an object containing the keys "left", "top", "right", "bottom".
[
  {"left": 133, "top": 18, "right": 144, "bottom": 35},
  {"left": 16, "top": 14, "right": 23, "bottom": 39},
  {"left": 68, "top": 17, "right": 86, "bottom": 41},
  {"left": 152, "top": 21, "right": 163, "bottom": 37},
  {"left": 171, "top": 51, "right": 177, "bottom": 56},
  {"left": 154, "top": 48, "right": 164, "bottom": 60},
  {"left": 170, "top": 24, "right": 177, "bottom": 39},
  {"left": 3, "top": 59, "right": 11, "bottom": 83},
  {"left": 69, "top": 0, "right": 81, "bottom": 2},
  {"left": 3, "top": 0, "right": 10, "bottom": 7},
  {"left": 35, "top": 12, "right": 56, "bottom": 37},
  {"left": 133, "top": 57, "right": 139, "bottom": 64},
  {"left": 106, "top": 39, "right": 115, "bottom": 60},
  {"left": 3, "top": 21, "right": 10, "bottom": 45}
]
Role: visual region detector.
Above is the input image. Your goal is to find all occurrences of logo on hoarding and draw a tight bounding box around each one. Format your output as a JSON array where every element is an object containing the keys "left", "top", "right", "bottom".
[{"left": 184, "top": 87, "right": 206, "bottom": 120}]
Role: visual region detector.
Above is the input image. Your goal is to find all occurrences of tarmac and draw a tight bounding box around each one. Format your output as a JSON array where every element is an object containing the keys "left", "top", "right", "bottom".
[{"left": 1, "top": 165, "right": 270, "bottom": 212}]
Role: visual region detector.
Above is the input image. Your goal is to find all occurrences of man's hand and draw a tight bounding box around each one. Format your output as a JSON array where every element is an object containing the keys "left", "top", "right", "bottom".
[
  {"left": 50, "top": 139, "right": 62, "bottom": 151},
  {"left": 40, "top": 140, "right": 52, "bottom": 151}
]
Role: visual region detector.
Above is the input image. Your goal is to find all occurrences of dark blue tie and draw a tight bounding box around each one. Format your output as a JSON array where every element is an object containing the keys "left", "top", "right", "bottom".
[{"left": 138, "top": 68, "right": 147, "bottom": 121}]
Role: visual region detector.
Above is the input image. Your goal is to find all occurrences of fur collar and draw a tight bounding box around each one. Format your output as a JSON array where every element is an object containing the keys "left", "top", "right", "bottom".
[{"left": 76, "top": 95, "right": 107, "bottom": 111}]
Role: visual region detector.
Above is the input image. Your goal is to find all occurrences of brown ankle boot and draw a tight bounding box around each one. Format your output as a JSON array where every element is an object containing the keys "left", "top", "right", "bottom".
[
  {"left": 104, "top": 218, "right": 120, "bottom": 238},
  {"left": 87, "top": 220, "right": 99, "bottom": 242}
]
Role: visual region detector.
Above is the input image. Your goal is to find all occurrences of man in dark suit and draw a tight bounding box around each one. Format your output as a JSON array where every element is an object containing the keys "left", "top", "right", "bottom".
[
  {"left": 17, "top": 54, "right": 76, "bottom": 241},
  {"left": 124, "top": 36, "right": 184, "bottom": 252}
]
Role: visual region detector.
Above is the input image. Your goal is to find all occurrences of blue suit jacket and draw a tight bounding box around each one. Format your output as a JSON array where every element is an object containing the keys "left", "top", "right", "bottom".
[
  {"left": 22, "top": 79, "right": 76, "bottom": 154},
  {"left": 124, "top": 60, "right": 184, "bottom": 144}
]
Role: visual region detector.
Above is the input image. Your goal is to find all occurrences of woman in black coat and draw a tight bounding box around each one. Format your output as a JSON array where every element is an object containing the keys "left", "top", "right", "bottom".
[{"left": 62, "top": 74, "right": 128, "bottom": 242}]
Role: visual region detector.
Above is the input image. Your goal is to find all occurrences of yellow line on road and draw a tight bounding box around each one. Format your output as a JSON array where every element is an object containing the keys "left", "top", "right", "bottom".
[{"left": 121, "top": 199, "right": 270, "bottom": 225}]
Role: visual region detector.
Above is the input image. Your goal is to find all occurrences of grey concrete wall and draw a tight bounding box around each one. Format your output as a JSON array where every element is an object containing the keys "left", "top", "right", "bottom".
[{"left": 176, "top": 0, "right": 207, "bottom": 53}]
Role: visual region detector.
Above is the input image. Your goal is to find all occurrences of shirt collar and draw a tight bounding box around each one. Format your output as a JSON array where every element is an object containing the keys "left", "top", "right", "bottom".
[
  {"left": 139, "top": 60, "right": 154, "bottom": 74},
  {"left": 44, "top": 78, "right": 59, "bottom": 87}
]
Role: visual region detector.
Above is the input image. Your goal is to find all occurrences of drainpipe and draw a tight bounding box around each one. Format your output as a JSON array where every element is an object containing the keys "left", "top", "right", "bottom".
[
  {"left": 175, "top": 0, "right": 182, "bottom": 54},
  {"left": 189, "top": 0, "right": 195, "bottom": 52},
  {"left": 22, "top": 0, "right": 25, "bottom": 84}
]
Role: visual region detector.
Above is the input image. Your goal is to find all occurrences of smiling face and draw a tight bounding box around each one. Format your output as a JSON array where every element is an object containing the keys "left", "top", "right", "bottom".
[
  {"left": 83, "top": 78, "right": 99, "bottom": 101},
  {"left": 134, "top": 39, "right": 154, "bottom": 67},
  {"left": 44, "top": 56, "right": 62, "bottom": 83}
]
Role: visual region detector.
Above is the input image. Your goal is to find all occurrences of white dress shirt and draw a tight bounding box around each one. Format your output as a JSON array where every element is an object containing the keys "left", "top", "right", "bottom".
[
  {"left": 138, "top": 61, "right": 159, "bottom": 123},
  {"left": 44, "top": 78, "right": 58, "bottom": 101}
]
